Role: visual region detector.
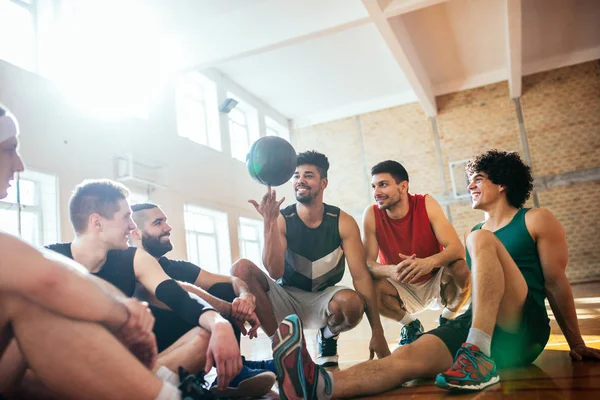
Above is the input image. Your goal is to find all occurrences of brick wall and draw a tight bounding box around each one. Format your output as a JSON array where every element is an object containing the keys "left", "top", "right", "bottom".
[{"left": 294, "top": 61, "right": 600, "bottom": 283}]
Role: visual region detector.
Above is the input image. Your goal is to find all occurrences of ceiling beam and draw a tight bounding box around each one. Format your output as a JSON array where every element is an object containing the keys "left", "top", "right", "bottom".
[
  {"left": 362, "top": 0, "right": 437, "bottom": 116},
  {"left": 505, "top": 0, "right": 522, "bottom": 98},
  {"left": 184, "top": 17, "right": 371, "bottom": 71},
  {"left": 383, "top": 0, "right": 450, "bottom": 18}
]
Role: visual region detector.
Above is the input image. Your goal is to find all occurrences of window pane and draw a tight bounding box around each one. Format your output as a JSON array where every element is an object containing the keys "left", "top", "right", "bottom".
[
  {"left": 0, "top": 0, "right": 35, "bottom": 71},
  {"left": 177, "top": 97, "right": 208, "bottom": 145},
  {"left": 230, "top": 121, "right": 250, "bottom": 161},
  {"left": 0, "top": 208, "right": 19, "bottom": 236},
  {"left": 196, "top": 234, "right": 219, "bottom": 273},
  {"left": 229, "top": 108, "right": 246, "bottom": 125},
  {"left": 243, "top": 241, "right": 261, "bottom": 266},
  {"left": 240, "top": 224, "right": 257, "bottom": 241}
]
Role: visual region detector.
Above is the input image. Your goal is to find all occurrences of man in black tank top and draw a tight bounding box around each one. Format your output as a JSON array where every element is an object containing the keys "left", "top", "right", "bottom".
[
  {"left": 45, "top": 180, "right": 275, "bottom": 398},
  {"left": 272, "top": 150, "right": 600, "bottom": 400},
  {"left": 0, "top": 107, "right": 183, "bottom": 399},
  {"left": 234, "top": 151, "right": 389, "bottom": 368},
  {"left": 130, "top": 203, "right": 273, "bottom": 372}
]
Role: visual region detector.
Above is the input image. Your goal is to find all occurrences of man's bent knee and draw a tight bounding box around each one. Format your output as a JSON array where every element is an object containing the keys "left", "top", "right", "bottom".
[
  {"left": 466, "top": 229, "right": 497, "bottom": 252},
  {"left": 230, "top": 258, "right": 259, "bottom": 280},
  {"left": 331, "top": 290, "right": 365, "bottom": 328}
]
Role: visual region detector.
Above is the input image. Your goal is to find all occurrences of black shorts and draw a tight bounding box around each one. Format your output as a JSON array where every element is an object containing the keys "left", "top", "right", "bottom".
[
  {"left": 426, "top": 294, "right": 551, "bottom": 369},
  {"left": 151, "top": 282, "right": 241, "bottom": 352}
]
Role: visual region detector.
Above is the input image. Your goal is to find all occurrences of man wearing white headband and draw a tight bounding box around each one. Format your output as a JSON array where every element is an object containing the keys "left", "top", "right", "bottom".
[{"left": 0, "top": 105, "right": 199, "bottom": 399}]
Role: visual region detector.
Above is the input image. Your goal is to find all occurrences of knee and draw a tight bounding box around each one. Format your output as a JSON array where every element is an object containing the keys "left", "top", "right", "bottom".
[
  {"left": 446, "top": 259, "right": 471, "bottom": 286},
  {"left": 230, "top": 258, "right": 259, "bottom": 281},
  {"left": 331, "top": 290, "right": 365, "bottom": 327},
  {"left": 465, "top": 229, "right": 496, "bottom": 252}
]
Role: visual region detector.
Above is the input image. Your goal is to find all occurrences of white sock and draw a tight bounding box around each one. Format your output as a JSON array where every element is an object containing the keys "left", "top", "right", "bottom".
[
  {"left": 322, "top": 325, "right": 336, "bottom": 339},
  {"left": 441, "top": 308, "right": 458, "bottom": 320},
  {"left": 399, "top": 312, "right": 416, "bottom": 327},
  {"left": 154, "top": 382, "right": 181, "bottom": 400},
  {"left": 155, "top": 366, "right": 180, "bottom": 386},
  {"left": 466, "top": 328, "right": 492, "bottom": 357}
]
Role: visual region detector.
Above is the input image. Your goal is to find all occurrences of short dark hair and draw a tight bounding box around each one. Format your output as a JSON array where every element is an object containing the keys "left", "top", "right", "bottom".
[
  {"left": 131, "top": 203, "right": 159, "bottom": 213},
  {"left": 297, "top": 150, "right": 329, "bottom": 178},
  {"left": 131, "top": 202, "right": 159, "bottom": 226},
  {"left": 371, "top": 160, "right": 409, "bottom": 183},
  {"left": 466, "top": 150, "right": 534, "bottom": 208},
  {"left": 69, "top": 179, "right": 130, "bottom": 234}
]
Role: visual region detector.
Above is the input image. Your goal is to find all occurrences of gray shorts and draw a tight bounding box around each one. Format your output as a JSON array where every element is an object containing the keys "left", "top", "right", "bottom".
[{"left": 265, "top": 277, "right": 350, "bottom": 329}]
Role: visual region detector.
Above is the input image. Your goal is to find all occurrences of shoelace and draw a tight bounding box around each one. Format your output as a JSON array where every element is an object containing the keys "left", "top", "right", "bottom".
[
  {"left": 454, "top": 347, "right": 491, "bottom": 378},
  {"left": 178, "top": 367, "right": 214, "bottom": 400},
  {"left": 320, "top": 334, "right": 337, "bottom": 356}
]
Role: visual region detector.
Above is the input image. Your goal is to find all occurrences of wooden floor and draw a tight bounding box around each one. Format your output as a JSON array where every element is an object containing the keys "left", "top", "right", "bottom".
[{"left": 240, "top": 281, "right": 600, "bottom": 399}]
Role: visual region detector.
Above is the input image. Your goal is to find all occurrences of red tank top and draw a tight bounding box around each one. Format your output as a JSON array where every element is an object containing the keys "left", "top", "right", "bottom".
[{"left": 373, "top": 193, "right": 442, "bottom": 283}]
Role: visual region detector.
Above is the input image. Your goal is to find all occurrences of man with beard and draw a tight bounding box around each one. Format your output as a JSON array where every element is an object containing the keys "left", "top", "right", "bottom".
[
  {"left": 233, "top": 150, "right": 389, "bottom": 367},
  {"left": 363, "top": 160, "right": 471, "bottom": 346},
  {"left": 46, "top": 180, "right": 276, "bottom": 398},
  {"left": 130, "top": 203, "right": 271, "bottom": 372}
]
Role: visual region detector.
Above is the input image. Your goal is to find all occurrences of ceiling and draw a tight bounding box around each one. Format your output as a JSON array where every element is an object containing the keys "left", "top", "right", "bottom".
[{"left": 73, "top": 0, "right": 600, "bottom": 127}]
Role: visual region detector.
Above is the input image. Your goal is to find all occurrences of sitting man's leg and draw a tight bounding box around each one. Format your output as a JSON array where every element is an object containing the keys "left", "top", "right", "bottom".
[
  {"left": 230, "top": 261, "right": 280, "bottom": 336},
  {"left": 2, "top": 294, "right": 180, "bottom": 400},
  {"left": 438, "top": 259, "right": 471, "bottom": 323},
  {"left": 272, "top": 314, "right": 456, "bottom": 399},
  {"left": 436, "top": 230, "right": 528, "bottom": 391},
  {"left": 316, "top": 288, "right": 365, "bottom": 367},
  {"left": 373, "top": 278, "right": 423, "bottom": 346}
]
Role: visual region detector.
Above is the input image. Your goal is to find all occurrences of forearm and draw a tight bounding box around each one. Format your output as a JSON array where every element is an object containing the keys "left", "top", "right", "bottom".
[
  {"left": 546, "top": 279, "right": 584, "bottom": 348},
  {"left": 24, "top": 255, "right": 129, "bottom": 332},
  {"left": 424, "top": 244, "right": 464, "bottom": 269},
  {"left": 198, "top": 309, "right": 231, "bottom": 333},
  {"left": 231, "top": 276, "right": 251, "bottom": 297},
  {"left": 263, "top": 220, "right": 285, "bottom": 278},
  {"left": 353, "top": 276, "right": 384, "bottom": 332},
  {"left": 179, "top": 281, "right": 232, "bottom": 317},
  {"left": 366, "top": 259, "right": 393, "bottom": 280}
]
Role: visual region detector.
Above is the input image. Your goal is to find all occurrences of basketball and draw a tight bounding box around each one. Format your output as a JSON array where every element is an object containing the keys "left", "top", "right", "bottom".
[{"left": 246, "top": 136, "right": 297, "bottom": 186}]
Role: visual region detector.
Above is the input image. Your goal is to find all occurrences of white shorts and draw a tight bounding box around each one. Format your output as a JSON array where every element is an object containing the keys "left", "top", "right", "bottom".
[
  {"left": 387, "top": 267, "right": 445, "bottom": 315},
  {"left": 265, "top": 277, "right": 351, "bottom": 330}
]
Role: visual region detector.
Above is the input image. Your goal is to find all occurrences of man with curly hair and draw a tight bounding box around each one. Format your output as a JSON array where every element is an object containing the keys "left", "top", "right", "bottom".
[{"left": 270, "top": 150, "right": 600, "bottom": 399}]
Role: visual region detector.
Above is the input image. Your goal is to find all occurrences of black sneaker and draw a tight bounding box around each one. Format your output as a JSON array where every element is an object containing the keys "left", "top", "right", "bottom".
[
  {"left": 399, "top": 319, "right": 424, "bottom": 346},
  {"left": 317, "top": 327, "right": 339, "bottom": 367},
  {"left": 178, "top": 367, "right": 214, "bottom": 400}
]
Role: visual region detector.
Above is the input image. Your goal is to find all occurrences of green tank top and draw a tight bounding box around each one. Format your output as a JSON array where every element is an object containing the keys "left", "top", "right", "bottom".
[{"left": 466, "top": 208, "right": 547, "bottom": 309}]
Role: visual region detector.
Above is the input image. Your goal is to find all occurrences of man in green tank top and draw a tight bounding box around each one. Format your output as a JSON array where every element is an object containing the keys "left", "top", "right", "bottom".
[
  {"left": 435, "top": 150, "right": 600, "bottom": 391},
  {"left": 270, "top": 150, "right": 600, "bottom": 400}
]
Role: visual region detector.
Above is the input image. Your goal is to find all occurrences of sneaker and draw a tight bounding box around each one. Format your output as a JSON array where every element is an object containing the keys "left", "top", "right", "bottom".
[
  {"left": 435, "top": 343, "right": 500, "bottom": 391},
  {"left": 399, "top": 319, "right": 423, "bottom": 346},
  {"left": 178, "top": 367, "right": 214, "bottom": 400},
  {"left": 210, "top": 366, "right": 276, "bottom": 398},
  {"left": 317, "top": 327, "right": 339, "bottom": 367},
  {"left": 272, "top": 314, "right": 333, "bottom": 400},
  {"left": 242, "top": 356, "right": 276, "bottom": 374}
]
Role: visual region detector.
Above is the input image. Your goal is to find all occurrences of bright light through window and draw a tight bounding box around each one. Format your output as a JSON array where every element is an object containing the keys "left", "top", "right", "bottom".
[
  {"left": 0, "top": 170, "right": 59, "bottom": 247},
  {"left": 46, "top": 1, "right": 182, "bottom": 119},
  {"left": 239, "top": 217, "right": 264, "bottom": 271},
  {"left": 228, "top": 95, "right": 259, "bottom": 162},
  {"left": 265, "top": 116, "right": 290, "bottom": 142},
  {"left": 184, "top": 204, "right": 231, "bottom": 275},
  {"left": 176, "top": 72, "right": 221, "bottom": 151},
  {"left": 0, "top": 0, "right": 36, "bottom": 71}
]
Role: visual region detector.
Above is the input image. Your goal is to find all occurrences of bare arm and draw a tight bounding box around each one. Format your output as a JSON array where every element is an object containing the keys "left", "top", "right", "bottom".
[
  {"left": 362, "top": 205, "right": 393, "bottom": 279},
  {"left": 180, "top": 281, "right": 232, "bottom": 317},
  {"left": 0, "top": 234, "right": 128, "bottom": 332},
  {"left": 423, "top": 195, "right": 465, "bottom": 267},
  {"left": 341, "top": 212, "right": 390, "bottom": 359},
  {"left": 532, "top": 210, "right": 582, "bottom": 347}
]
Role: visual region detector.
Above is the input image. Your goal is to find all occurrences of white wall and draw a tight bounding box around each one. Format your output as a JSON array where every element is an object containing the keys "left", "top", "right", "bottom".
[{"left": 0, "top": 60, "right": 295, "bottom": 262}]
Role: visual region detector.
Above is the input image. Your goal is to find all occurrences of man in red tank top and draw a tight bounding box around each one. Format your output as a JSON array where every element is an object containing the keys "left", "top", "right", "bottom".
[{"left": 363, "top": 160, "right": 471, "bottom": 345}]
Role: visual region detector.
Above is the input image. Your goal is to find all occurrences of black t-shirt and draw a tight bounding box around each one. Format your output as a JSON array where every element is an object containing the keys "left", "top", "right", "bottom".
[
  {"left": 157, "top": 257, "right": 201, "bottom": 284},
  {"left": 46, "top": 243, "right": 138, "bottom": 297}
]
